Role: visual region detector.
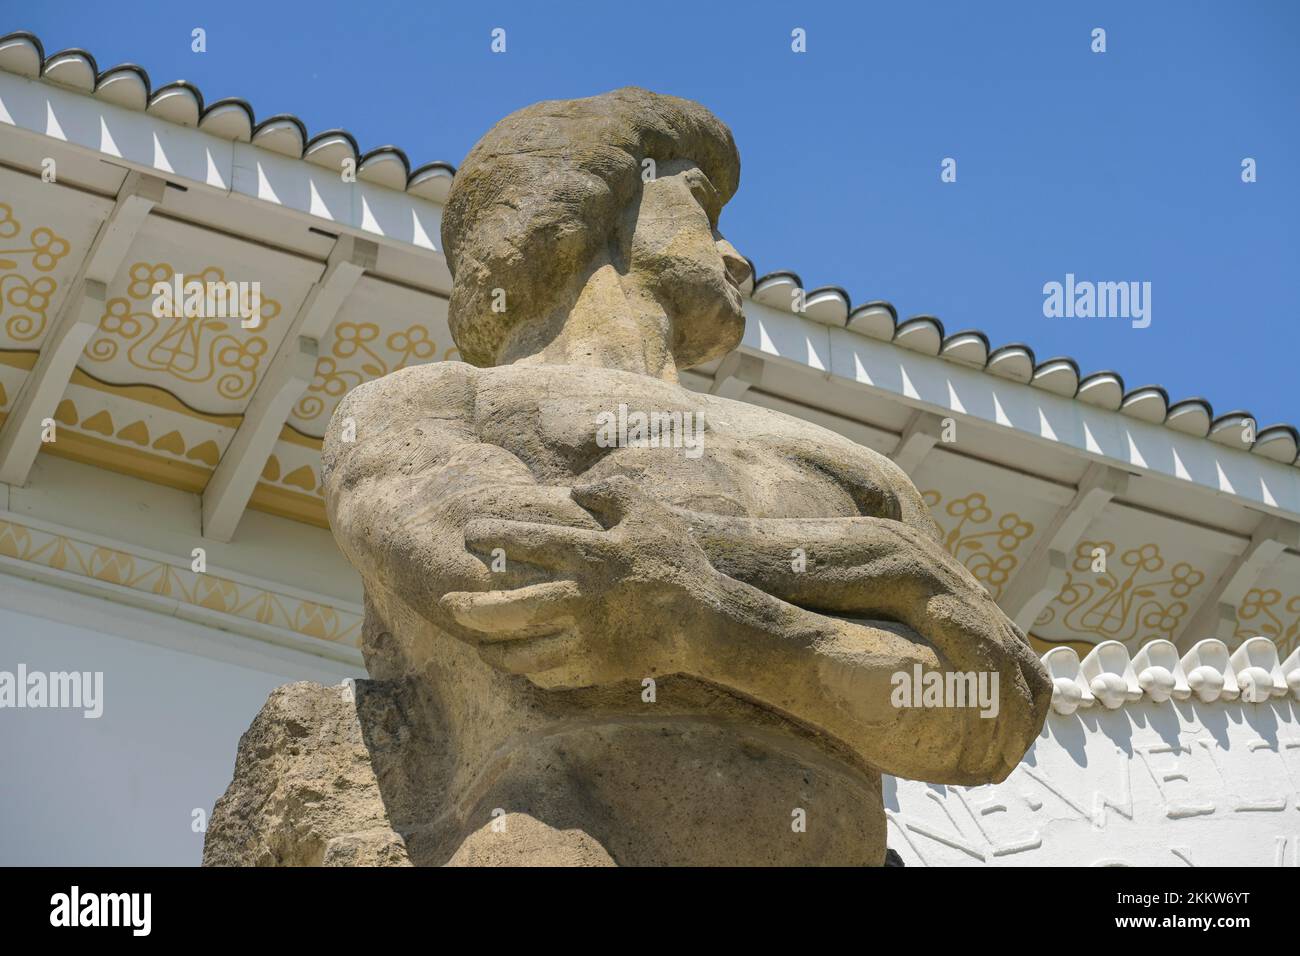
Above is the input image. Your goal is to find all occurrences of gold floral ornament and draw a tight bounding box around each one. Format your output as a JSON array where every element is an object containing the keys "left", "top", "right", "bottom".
[
  {"left": 85, "top": 263, "right": 281, "bottom": 401},
  {"left": 0, "top": 203, "right": 72, "bottom": 343},
  {"left": 294, "top": 321, "right": 440, "bottom": 422},
  {"left": 921, "top": 490, "right": 1034, "bottom": 599},
  {"left": 1235, "top": 588, "right": 1300, "bottom": 657},
  {"left": 1035, "top": 539, "right": 1206, "bottom": 646}
]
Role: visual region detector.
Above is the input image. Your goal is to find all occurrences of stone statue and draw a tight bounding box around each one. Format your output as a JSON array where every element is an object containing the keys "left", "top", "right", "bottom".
[{"left": 204, "top": 88, "right": 1051, "bottom": 867}]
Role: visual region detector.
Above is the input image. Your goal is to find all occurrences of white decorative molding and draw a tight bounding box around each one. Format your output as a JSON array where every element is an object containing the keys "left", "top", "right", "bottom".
[
  {"left": 0, "top": 69, "right": 444, "bottom": 256},
  {"left": 1043, "top": 635, "right": 1299, "bottom": 713},
  {"left": 0, "top": 508, "right": 363, "bottom": 663}
]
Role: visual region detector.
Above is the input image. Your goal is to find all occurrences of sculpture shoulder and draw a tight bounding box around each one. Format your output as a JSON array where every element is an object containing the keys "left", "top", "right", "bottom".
[
  {"left": 322, "top": 361, "right": 483, "bottom": 481},
  {"left": 700, "top": 391, "right": 849, "bottom": 448},
  {"left": 333, "top": 361, "right": 482, "bottom": 431}
]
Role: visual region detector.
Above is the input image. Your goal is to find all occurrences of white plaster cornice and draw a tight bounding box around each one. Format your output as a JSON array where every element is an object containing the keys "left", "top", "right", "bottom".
[{"left": 1042, "top": 636, "right": 1300, "bottom": 715}]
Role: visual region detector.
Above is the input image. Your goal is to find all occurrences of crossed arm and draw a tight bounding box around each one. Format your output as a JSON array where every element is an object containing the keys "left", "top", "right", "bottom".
[{"left": 322, "top": 368, "right": 1050, "bottom": 784}]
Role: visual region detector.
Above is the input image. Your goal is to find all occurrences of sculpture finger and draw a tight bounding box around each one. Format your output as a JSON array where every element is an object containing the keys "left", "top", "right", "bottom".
[
  {"left": 571, "top": 475, "right": 651, "bottom": 528},
  {"left": 440, "top": 581, "right": 582, "bottom": 639},
  {"left": 463, "top": 518, "right": 609, "bottom": 569},
  {"left": 476, "top": 629, "right": 585, "bottom": 677}
]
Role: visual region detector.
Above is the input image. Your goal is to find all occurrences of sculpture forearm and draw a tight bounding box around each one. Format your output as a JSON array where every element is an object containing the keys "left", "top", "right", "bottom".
[{"left": 672, "top": 511, "right": 1051, "bottom": 782}]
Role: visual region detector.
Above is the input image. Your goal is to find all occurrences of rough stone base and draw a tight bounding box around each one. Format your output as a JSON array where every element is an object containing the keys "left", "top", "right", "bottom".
[
  {"left": 203, "top": 681, "right": 616, "bottom": 867},
  {"left": 203, "top": 681, "right": 412, "bottom": 867}
]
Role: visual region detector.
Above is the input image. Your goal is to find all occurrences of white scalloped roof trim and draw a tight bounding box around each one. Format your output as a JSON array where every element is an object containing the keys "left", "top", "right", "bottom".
[
  {"left": 1041, "top": 636, "right": 1300, "bottom": 714},
  {"left": 0, "top": 32, "right": 456, "bottom": 203},
  {"left": 3, "top": 30, "right": 1294, "bottom": 462},
  {"left": 747, "top": 293, "right": 1297, "bottom": 469}
]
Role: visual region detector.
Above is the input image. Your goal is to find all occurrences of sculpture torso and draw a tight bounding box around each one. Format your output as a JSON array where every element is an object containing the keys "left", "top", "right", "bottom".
[{"left": 352, "top": 361, "right": 902, "bottom": 866}]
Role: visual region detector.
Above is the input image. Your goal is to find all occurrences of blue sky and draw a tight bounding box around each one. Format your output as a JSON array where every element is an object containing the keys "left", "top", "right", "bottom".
[{"left": 12, "top": 0, "right": 1298, "bottom": 425}]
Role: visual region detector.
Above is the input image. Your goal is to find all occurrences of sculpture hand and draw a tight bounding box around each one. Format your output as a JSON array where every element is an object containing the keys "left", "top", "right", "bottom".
[{"left": 439, "top": 476, "right": 716, "bottom": 688}]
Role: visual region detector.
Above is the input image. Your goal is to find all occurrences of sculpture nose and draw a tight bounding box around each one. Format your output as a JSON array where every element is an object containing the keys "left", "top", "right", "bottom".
[{"left": 717, "top": 238, "right": 751, "bottom": 290}]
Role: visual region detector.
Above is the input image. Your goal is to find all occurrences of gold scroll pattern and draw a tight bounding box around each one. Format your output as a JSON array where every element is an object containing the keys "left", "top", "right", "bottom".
[
  {"left": 920, "top": 490, "right": 1035, "bottom": 600},
  {"left": 1234, "top": 589, "right": 1300, "bottom": 658},
  {"left": 83, "top": 262, "right": 282, "bottom": 401},
  {"left": 292, "top": 320, "right": 455, "bottom": 425},
  {"left": 1034, "top": 540, "right": 1207, "bottom": 648},
  {"left": 0, "top": 204, "right": 72, "bottom": 344}
]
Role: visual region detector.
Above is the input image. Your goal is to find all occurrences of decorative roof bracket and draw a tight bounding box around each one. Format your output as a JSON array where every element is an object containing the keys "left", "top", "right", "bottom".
[
  {"left": 200, "top": 234, "right": 377, "bottom": 541},
  {"left": 1173, "top": 515, "right": 1300, "bottom": 650},
  {"left": 1001, "top": 462, "right": 1130, "bottom": 631}
]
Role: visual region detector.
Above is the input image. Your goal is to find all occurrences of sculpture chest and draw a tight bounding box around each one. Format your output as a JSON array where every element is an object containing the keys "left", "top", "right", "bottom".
[{"left": 471, "top": 365, "right": 865, "bottom": 519}]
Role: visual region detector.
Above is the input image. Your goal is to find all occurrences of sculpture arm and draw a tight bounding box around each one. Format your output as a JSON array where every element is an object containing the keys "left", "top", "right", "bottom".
[
  {"left": 320, "top": 364, "right": 601, "bottom": 630},
  {"left": 444, "top": 480, "right": 1049, "bottom": 784},
  {"left": 674, "top": 512, "right": 1050, "bottom": 782}
]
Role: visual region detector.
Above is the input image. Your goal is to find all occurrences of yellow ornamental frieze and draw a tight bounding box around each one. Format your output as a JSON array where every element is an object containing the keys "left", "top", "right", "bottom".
[
  {"left": 83, "top": 262, "right": 282, "bottom": 403},
  {"left": 0, "top": 202, "right": 72, "bottom": 345},
  {"left": 292, "top": 601, "right": 344, "bottom": 642},
  {"left": 38, "top": 377, "right": 239, "bottom": 493},
  {"left": 1035, "top": 540, "right": 1207, "bottom": 647},
  {"left": 88, "top": 547, "right": 136, "bottom": 585},
  {"left": 920, "top": 490, "right": 1035, "bottom": 599},
  {"left": 1235, "top": 588, "right": 1300, "bottom": 658},
  {"left": 0, "top": 517, "right": 360, "bottom": 645},
  {"left": 0, "top": 520, "right": 33, "bottom": 561},
  {"left": 247, "top": 433, "right": 329, "bottom": 528}
]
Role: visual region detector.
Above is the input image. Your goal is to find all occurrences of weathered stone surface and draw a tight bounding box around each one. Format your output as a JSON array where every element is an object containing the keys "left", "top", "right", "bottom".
[
  {"left": 206, "top": 87, "right": 1052, "bottom": 867},
  {"left": 203, "top": 681, "right": 411, "bottom": 867},
  {"left": 445, "top": 815, "right": 615, "bottom": 867}
]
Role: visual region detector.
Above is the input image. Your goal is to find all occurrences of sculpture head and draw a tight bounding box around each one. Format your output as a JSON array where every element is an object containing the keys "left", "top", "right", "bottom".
[{"left": 441, "top": 87, "right": 751, "bottom": 372}]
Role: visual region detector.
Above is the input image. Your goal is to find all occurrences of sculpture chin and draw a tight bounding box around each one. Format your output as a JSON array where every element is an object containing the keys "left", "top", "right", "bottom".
[{"left": 676, "top": 292, "right": 745, "bottom": 368}]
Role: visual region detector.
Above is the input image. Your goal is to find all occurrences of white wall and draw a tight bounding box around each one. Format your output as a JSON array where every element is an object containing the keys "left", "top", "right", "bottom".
[
  {"left": 887, "top": 697, "right": 1300, "bottom": 866},
  {"left": 0, "top": 575, "right": 362, "bottom": 865},
  {"left": 6, "top": 565, "right": 1298, "bottom": 867}
]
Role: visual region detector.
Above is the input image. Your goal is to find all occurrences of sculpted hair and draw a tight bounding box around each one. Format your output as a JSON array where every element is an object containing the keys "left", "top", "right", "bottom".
[{"left": 440, "top": 87, "right": 741, "bottom": 367}]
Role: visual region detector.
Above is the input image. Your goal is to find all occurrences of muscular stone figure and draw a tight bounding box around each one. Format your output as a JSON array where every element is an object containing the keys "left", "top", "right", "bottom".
[{"left": 204, "top": 88, "right": 1051, "bottom": 867}]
